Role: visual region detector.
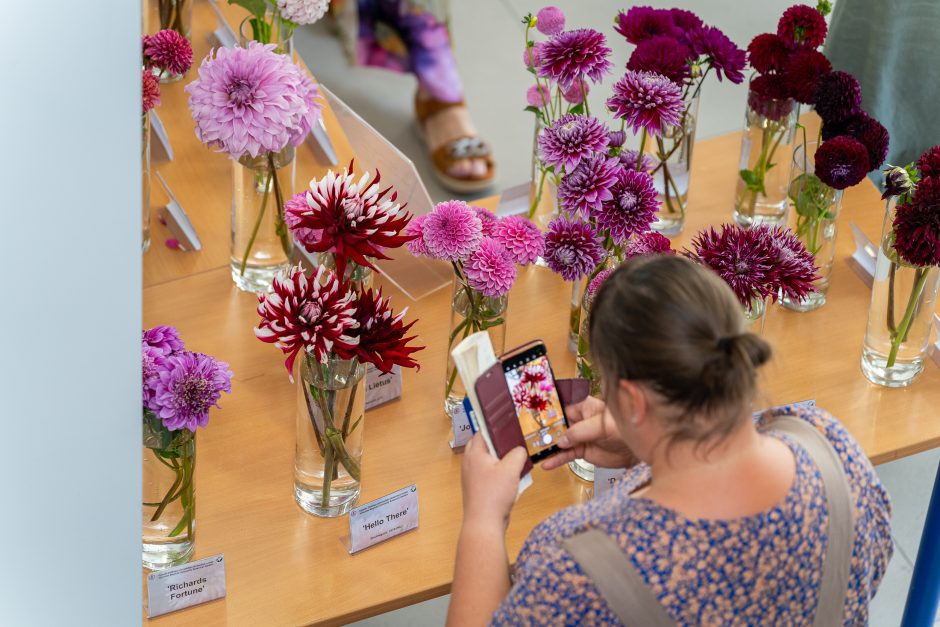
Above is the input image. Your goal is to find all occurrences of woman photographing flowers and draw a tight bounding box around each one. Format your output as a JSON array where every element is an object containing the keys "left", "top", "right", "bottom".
[{"left": 448, "top": 255, "right": 892, "bottom": 625}]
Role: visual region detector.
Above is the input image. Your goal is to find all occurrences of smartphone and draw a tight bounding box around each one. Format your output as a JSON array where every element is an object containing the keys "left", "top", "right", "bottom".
[{"left": 500, "top": 341, "right": 569, "bottom": 463}]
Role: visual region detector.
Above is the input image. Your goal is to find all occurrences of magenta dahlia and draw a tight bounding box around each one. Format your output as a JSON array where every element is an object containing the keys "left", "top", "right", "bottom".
[
  {"left": 558, "top": 154, "right": 620, "bottom": 216},
  {"left": 592, "top": 168, "right": 658, "bottom": 245},
  {"left": 917, "top": 146, "right": 940, "bottom": 179},
  {"left": 149, "top": 351, "right": 233, "bottom": 432},
  {"left": 526, "top": 84, "right": 551, "bottom": 108},
  {"left": 255, "top": 264, "right": 359, "bottom": 375},
  {"left": 670, "top": 8, "right": 703, "bottom": 33},
  {"left": 473, "top": 206, "right": 500, "bottom": 237},
  {"left": 464, "top": 237, "right": 517, "bottom": 298},
  {"left": 536, "top": 6, "right": 566, "bottom": 36},
  {"left": 892, "top": 200, "right": 940, "bottom": 267},
  {"left": 493, "top": 216, "right": 544, "bottom": 266},
  {"left": 349, "top": 287, "right": 423, "bottom": 373},
  {"left": 607, "top": 130, "right": 627, "bottom": 148},
  {"left": 607, "top": 70, "right": 684, "bottom": 137},
  {"left": 777, "top": 4, "right": 828, "bottom": 49},
  {"left": 144, "top": 29, "right": 193, "bottom": 76},
  {"left": 586, "top": 268, "right": 614, "bottom": 300},
  {"left": 765, "top": 226, "right": 819, "bottom": 301},
  {"left": 404, "top": 214, "right": 429, "bottom": 257},
  {"left": 626, "top": 36, "right": 692, "bottom": 85},
  {"left": 814, "top": 136, "right": 871, "bottom": 190},
  {"left": 538, "top": 28, "right": 613, "bottom": 86},
  {"left": 625, "top": 231, "right": 674, "bottom": 257},
  {"left": 422, "top": 200, "right": 483, "bottom": 262},
  {"left": 687, "top": 25, "right": 746, "bottom": 84},
  {"left": 143, "top": 326, "right": 184, "bottom": 356},
  {"left": 813, "top": 71, "right": 862, "bottom": 124},
  {"left": 747, "top": 33, "right": 790, "bottom": 74},
  {"left": 782, "top": 49, "right": 832, "bottom": 104},
  {"left": 543, "top": 217, "right": 605, "bottom": 281},
  {"left": 619, "top": 149, "right": 657, "bottom": 174},
  {"left": 142, "top": 69, "right": 161, "bottom": 113},
  {"left": 142, "top": 344, "right": 166, "bottom": 407},
  {"left": 537, "top": 113, "right": 610, "bottom": 171},
  {"left": 614, "top": 6, "right": 680, "bottom": 45}
]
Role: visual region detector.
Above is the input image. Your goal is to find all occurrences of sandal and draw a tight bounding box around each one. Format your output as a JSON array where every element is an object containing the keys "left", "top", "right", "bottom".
[{"left": 415, "top": 93, "right": 497, "bottom": 195}]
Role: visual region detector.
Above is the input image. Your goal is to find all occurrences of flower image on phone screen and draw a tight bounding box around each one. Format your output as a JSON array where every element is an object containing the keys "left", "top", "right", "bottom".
[{"left": 503, "top": 352, "right": 568, "bottom": 461}]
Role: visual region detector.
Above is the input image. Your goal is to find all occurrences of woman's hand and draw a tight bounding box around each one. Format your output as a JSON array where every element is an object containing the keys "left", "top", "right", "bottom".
[
  {"left": 541, "top": 396, "right": 638, "bottom": 470},
  {"left": 460, "top": 434, "right": 528, "bottom": 530}
]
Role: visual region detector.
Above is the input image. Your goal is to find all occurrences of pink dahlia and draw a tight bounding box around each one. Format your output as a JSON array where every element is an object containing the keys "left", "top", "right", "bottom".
[
  {"left": 141, "top": 344, "right": 166, "bottom": 408},
  {"left": 142, "top": 69, "right": 161, "bottom": 113},
  {"left": 538, "top": 28, "right": 612, "bottom": 86},
  {"left": 626, "top": 36, "right": 692, "bottom": 85},
  {"left": 473, "top": 206, "right": 500, "bottom": 237},
  {"left": 286, "top": 164, "right": 416, "bottom": 278},
  {"left": 607, "top": 71, "right": 683, "bottom": 137},
  {"left": 523, "top": 42, "right": 542, "bottom": 69},
  {"left": 493, "top": 216, "right": 544, "bottom": 266},
  {"left": 747, "top": 33, "right": 790, "bottom": 74},
  {"left": 464, "top": 237, "right": 517, "bottom": 298},
  {"left": 255, "top": 264, "right": 359, "bottom": 375},
  {"left": 814, "top": 136, "right": 870, "bottom": 190},
  {"left": 586, "top": 268, "right": 614, "bottom": 300},
  {"left": 543, "top": 217, "right": 605, "bottom": 281},
  {"left": 917, "top": 145, "right": 940, "bottom": 179},
  {"left": 782, "top": 49, "right": 832, "bottom": 104},
  {"left": 813, "top": 71, "right": 862, "bottom": 124},
  {"left": 538, "top": 113, "right": 610, "bottom": 171},
  {"left": 143, "top": 29, "right": 193, "bottom": 76},
  {"left": 283, "top": 191, "right": 322, "bottom": 250},
  {"left": 558, "top": 154, "right": 620, "bottom": 216},
  {"left": 593, "top": 168, "right": 658, "bottom": 245},
  {"left": 561, "top": 80, "right": 588, "bottom": 104},
  {"left": 350, "top": 288, "right": 423, "bottom": 373},
  {"left": 687, "top": 25, "right": 746, "bottom": 84},
  {"left": 143, "top": 326, "right": 184, "bottom": 356},
  {"left": 614, "top": 7, "right": 681, "bottom": 45},
  {"left": 625, "top": 231, "right": 674, "bottom": 257},
  {"left": 526, "top": 84, "right": 551, "bottom": 108},
  {"left": 186, "top": 41, "right": 321, "bottom": 159},
  {"left": 404, "top": 214, "right": 429, "bottom": 257},
  {"left": 276, "top": 0, "right": 329, "bottom": 25},
  {"left": 777, "top": 4, "right": 828, "bottom": 50},
  {"left": 422, "top": 200, "right": 483, "bottom": 262},
  {"left": 536, "top": 6, "right": 565, "bottom": 36},
  {"left": 149, "top": 351, "right": 233, "bottom": 432}
]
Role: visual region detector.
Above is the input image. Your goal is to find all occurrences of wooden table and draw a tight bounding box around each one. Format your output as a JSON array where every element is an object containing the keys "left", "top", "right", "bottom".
[{"left": 144, "top": 5, "right": 940, "bottom": 626}]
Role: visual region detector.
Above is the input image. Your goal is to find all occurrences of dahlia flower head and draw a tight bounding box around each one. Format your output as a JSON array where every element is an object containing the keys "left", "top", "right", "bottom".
[
  {"left": 464, "top": 237, "right": 517, "bottom": 298},
  {"left": 349, "top": 287, "right": 423, "bottom": 373},
  {"left": 142, "top": 69, "right": 161, "bottom": 114},
  {"left": 186, "top": 41, "right": 322, "bottom": 160},
  {"left": 892, "top": 151, "right": 940, "bottom": 267},
  {"left": 543, "top": 216, "right": 605, "bottom": 281},
  {"left": 537, "top": 28, "right": 613, "bottom": 87},
  {"left": 284, "top": 162, "right": 417, "bottom": 279},
  {"left": 143, "top": 29, "right": 193, "bottom": 76},
  {"left": 592, "top": 168, "right": 659, "bottom": 245},
  {"left": 493, "top": 216, "right": 544, "bottom": 266},
  {"left": 607, "top": 70, "right": 683, "bottom": 137},
  {"left": 777, "top": 4, "right": 828, "bottom": 50},
  {"left": 535, "top": 6, "right": 565, "bottom": 36},
  {"left": 276, "top": 0, "right": 329, "bottom": 25},
  {"left": 558, "top": 154, "right": 621, "bottom": 217},
  {"left": 814, "top": 136, "right": 871, "bottom": 190},
  {"left": 538, "top": 113, "right": 610, "bottom": 172}
]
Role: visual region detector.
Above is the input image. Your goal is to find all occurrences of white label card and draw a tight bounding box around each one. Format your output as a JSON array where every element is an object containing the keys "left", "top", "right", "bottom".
[
  {"left": 365, "top": 364, "right": 402, "bottom": 410},
  {"left": 495, "top": 181, "right": 533, "bottom": 217},
  {"left": 846, "top": 223, "right": 877, "bottom": 288},
  {"left": 348, "top": 485, "right": 419, "bottom": 554},
  {"left": 150, "top": 111, "right": 174, "bottom": 163},
  {"left": 929, "top": 315, "right": 940, "bottom": 369},
  {"left": 593, "top": 466, "right": 628, "bottom": 498},
  {"left": 156, "top": 172, "right": 202, "bottom": 251},
  {"left": 146, "top": 554, "right": 226, "bottom": 617},
  {"left": 449, "top": 402, "right": 473, "bottom": 449}
]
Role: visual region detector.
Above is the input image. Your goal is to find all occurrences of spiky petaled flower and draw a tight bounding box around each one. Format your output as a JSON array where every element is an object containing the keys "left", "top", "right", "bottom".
[
  {"left": 814, "top": 136, "right": 871, "bottom": 190},
  {"left": 535, "top": 6, "right": 565, "bottom": 35},
  {"left": 186, "top": 41, "right": 321, "bottom": 159},
  {"left": 619, "top": 149, "right": 657, "bottom": 174},
  {"left": 882, "top": 165, "right": 914, "bottom": 200},
  {"left": 607, "top": 70, "right": 683, "bottom": 137},
  {"left": 626, "top": 36, "right": 692, "bottom": 85},
  {"left": 149, "top": 351, "right": 233, "bottom": 432},
  {"left": 558, "top": 154, "right": 620, "bottom": 216},
  {"left": 519, "top": 362, "right": 548, "bottom": 387},
  {"left": 464, "top": 237, "right": 517, "bottom": 298},
  {"left": 917, "top": 146, "right": 940, "bottom": 179},
  {"left": 782, "top": 49, "right": 832, "bottom": 104},
  {"left": 747, "top": 74, "right": 795, "bottom": 122},
  {"left": 143, "top": 326, "right": 184, "bottom": 356},
  {"left": 592, "top": 168, "right": 658, "bottom": 245},
  {"left": 422, "top": 200, "right": 483, "bottom": 262},
  {"left": 285, "top": 163, "right": 416, "bottom": 278},
  {"left": 777, "top": 4, "right": 828, "bottom": 49},
  {"left": 687, "top": 25, "right": 746, "bottom": 84},
  {"left": 537, "top": 113, "right": 610, "bottom": 171},
  {"left": 493, "top": 216, "right": 544, "bottom": 266},
  {"left": 349, "top": 287, "right": 423, "bottom": 373},
  {"left": 821, "top": 112, "right": 889, "bottom": 170},
  {"left": 747, "top": 33, "right": 790, "bottom": 74},
  {"left": 255, "top": 264, "right": 359, "bottom": 376},
  {"left": 813, "top": 71, "right": 862, "bottom": 124},
  {"left": 765, "top": 225, "right": 819, "bottom": 301},
  {"left": 537, "top": 28, "right": 613, "bottom": 87},
  {"left": 625, "top": 231, "right": 674, "bottom": 257},
  {"left": 614, "top": 6, "right": 681, "bottom": 45},
  {"left": 142, "top": 69, "right": 161, "bottom": 113},
  {"left": 143, "top": 29, "right": 193, "bottom": 75},
  {"left": 686, "top": 224, "right": 778, "bottom": 306},
  {"left": 586, "top": 268, "right": 614, "bottom": 301},
  {"left": 511, "top": 384, "right": 534, "bottom": 411},
  {"left": 543, "top": 217, "right": 605, "bottom": 281},
  {"left": 276, "top": 0, "right": 329, "bottom": 25}
]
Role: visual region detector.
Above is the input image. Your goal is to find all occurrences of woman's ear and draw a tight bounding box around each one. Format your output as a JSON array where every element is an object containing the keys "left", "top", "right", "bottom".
[{"left": 618, "top": 379, "right": 648, "bottom": 426}]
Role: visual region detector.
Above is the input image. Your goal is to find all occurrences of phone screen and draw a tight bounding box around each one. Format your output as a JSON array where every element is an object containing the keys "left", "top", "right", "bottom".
[{"left": 502, "top": 344, "right": 568, "bottom": 463}]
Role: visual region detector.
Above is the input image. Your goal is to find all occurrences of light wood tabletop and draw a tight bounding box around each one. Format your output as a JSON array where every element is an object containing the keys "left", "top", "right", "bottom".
[{"left": 143, "top": 5, "right": 940, "bottom": 626}]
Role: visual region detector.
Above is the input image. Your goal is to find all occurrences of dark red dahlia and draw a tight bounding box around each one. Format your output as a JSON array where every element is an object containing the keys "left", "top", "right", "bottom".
[
  {"left": 685, "top": 225, "right": 778, "bottom": 305},
  {"left": 747, "top": 33, "right": 791, "bottom": 74},
  {"left": 814, "top": 136, "right": 871, "bottom": 190},
  {"left": 349, "top": 288, "right": 424, "bottom": 373},
  {"left": 765, "top": 226, "right": 819, "bottom": 301},
  {"left": 821, "top": 112, "right": 889, "bottom": 170},
  {"left": 777, "top": 4, "right": 828, "bottom": 49},
  {"left": 913, "top": 176, "right": 940, "bottom": 208},
  {"left": 627, "top": 36, "right": 692, "bottom": 85},
  {"left": 893, "top": 200, "right": 940, "bottom": 267},
  {"left": 813, "top": 71, "right": 862, "bottom": 123},
  {"left": 782, "top": 49, "right": 832, "bottom": 104},
  {"left": 747, "top": 74, "right": 795, "bottom": 122},
  {"left": 614, "top": 6, "right": 680, "bottom": 45},
  {"left": 144, "top": 29, "right": 193, "bottom": 76},
  {"left": 916, "top": 145, "right": 940, "bottom": 179}
]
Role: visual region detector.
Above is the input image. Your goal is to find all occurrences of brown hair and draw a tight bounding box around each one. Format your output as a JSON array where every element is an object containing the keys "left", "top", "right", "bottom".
[{"left": 588, "top": 254, "right": 771, "bottom": 447}]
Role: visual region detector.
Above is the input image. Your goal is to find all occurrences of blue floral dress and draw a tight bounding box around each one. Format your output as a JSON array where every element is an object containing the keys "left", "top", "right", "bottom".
[{"left": 492, "top": 405, "right": 893, "bottom": 625}]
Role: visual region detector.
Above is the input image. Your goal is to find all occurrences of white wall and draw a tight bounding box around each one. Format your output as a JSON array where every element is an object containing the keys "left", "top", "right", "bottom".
[{"left": 0, "top": 1, "right": 142, "bottom": 625}]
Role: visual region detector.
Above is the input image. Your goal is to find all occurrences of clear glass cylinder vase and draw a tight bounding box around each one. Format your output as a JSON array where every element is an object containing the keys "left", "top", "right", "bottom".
[
  {"left": 231, "top": 146, "right": 295, "bottom": 293},
  {"left": 530, "top": 117, "right": 560, "bottom": 223},
  {"left": 239, "top": 15, "right": 295, "bottom": 56},
  {"left": 149, "top": 0, "right": 193, "bottom": 83},
  {"left": 781, "top": 143, "right": 843, "bottom": 312},
  {"left": 744, "top": 296, "right": 767, "bottom": 333},
  {"left": 142, "top": 112, "right": 152, "bottom": 253},
  {"left": 571, "top": 290, "right": 601, "bottom": 482},
  {"left": 142, "top": 411, "right": 195, "bottom": 570},
  {"left": 444, "top": 277, "right": 508, "bottom": 419},
  {"left": 732, "top": 78, "right": 798, "bottom": 227},
  {"left": 861, "top": 211, "right": 940, "bottom": 388},
  {"left": 314, "top": 253, "right": 374, "bottom": 292},
  {"left": 649, "top": 94, "right": 700, "bottom": 237},
  {"left": 295, "top": 355, "right": 366, "bottom": 517}
]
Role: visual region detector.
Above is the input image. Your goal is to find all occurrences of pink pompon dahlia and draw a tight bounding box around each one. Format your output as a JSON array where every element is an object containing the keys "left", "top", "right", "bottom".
[
  {"left": 747, "top": 33, "right": 790, "bottom": 75},
  {"left": 255, "top": 264, "right": 359, "bottom": 376},
  {"left": 526, "top": 84, "right": 551, "bottom": 108},
  {"left": 404, "top": 214, "right": 429, "bottom": 257},
  {"left": 625, "top": 231, "right": 674, "bottom": 257},
  {"left": 286, "top": 163, "right": 416, "bottom": 278},
  {"left": 626, "top": 36, "right": 692, "bottom": 86},
  {"left": 143, "top": 326, "right": 185, "bottom": 356},
  {"left": 687, "top": 25, "right": 746, "bottom": 84},
  {"left": 543, "top": 217, "right": 605, "bottom": 281},
  {"left": 561, "top": 79, "right": 588, "bottom": 104},
  {"left": 464, "top": 237, "right": 517, "bottom": 298},
  {"left": 593, "top": 168, "right": 659, "bottom": 244},
  {"left": 536, "top": 6, "right": 566, "bottom": 36},
  {"left": 186, "top": 41, "right": 321, "bottom": 159},
  {"left": 523, "top": 42, "right": 542, "bottom": 69},
  {"left": 538, "top": 113, "right": 610, "bottom": 171},
  {"left": 814, "top": 136, "right": 871, "bottom": 190},
  {"left": 538, "top": 28, "right": 613, "bottom": 86},
  {"left": 143, "top": 29, "right": 193, "bottom": 76},
  {"left": 493, "top": 216, "right": 544, "bottom": 265},
  {"left": 614, "top": 6, "right": 680, "bottom": 45},
  {"left": 473, "top": 206, "right": 500, "bottom": 237},
  {"left": 607, "top": 70, "right": 684, "bottom": 137},
  {"left": 777, "top": 4, "right": 828, "bottom": 50},
  {"left": 586, "top": 268, "right": 614, "bottom": 300},
  {"left": 142, "top": 69, "right": 161, "bottom": 113},
  {"left": 149, "top": 351, "right": 233, "bottom": 432},
  {"left": 558, "top": 154, "right": 620, "bottom": 216},
  {"left": 350, "top": 287, "right": 423, "bottom": 373},
  {"left": 276, "top": 0, "right": 329, "bottom": 25},
  {"left": 422, "top": 200, "right": 484, "bottom": 262}
]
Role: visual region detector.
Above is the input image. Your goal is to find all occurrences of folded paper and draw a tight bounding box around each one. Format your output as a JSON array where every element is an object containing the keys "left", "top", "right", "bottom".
[
  {"left": 150, "top": 111, "right": 174, "bottom": 163},
  {"left": 846, "top": 222, "right": 876, "bottom": 288},
  {"left": 495, "top": 181, "right": 532, "bottom": 218},
  {"left": 347, "top": 485, "right": 419, "bottom": 554}
]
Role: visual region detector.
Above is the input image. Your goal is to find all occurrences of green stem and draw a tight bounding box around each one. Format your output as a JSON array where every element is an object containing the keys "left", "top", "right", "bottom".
[
  {"left": 529, "top": 167, "right": 548, "bottom": 219},
  {"left": 268, "top": 153, "right": 292, "bottom": 258},
  {"left": 326, "top": 428, "right": 361, "bottom": 481},
  {"left": 887, "top": 263, "right": 898, "bottom": 335},
  {"left": 579, "top": 79, "right": 590, "bottom": 117},
  {"left": 636, "top": 128, "right": 647, "bottom": 172},
  {"left": 321, "top": 443, "right": 335, "bottom": 508},
  {"left": 149, "top": 455, "right": 183, "bottom": 522},
  {"left": 239, "top": 160, "right": 273, "bottom": 277},
  {"left": 886, "top": 268, "right": 930, "bottom": 368},
  {"left": 340, "top": 380, "right": 360, "bottom": 437}
]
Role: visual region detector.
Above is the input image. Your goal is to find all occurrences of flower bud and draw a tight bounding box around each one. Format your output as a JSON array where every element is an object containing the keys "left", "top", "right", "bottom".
[{"left": 882, "top": 165, "right": 913, "bottom": 200}]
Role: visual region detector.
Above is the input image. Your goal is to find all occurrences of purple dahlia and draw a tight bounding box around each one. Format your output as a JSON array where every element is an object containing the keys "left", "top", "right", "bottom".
[
  {"left": 543, "top": 217, "right": 605, "bottom": 281},
  {"left": 557, "top": 154, "right": 620, "bottom": 216},
  {"left": 813, "top": 71, "right": 862, "bottom": 124},
  {"left": 614, "top": 6, "right": 680, "bottom": 45},
  {"left": 687, "top": 25, "right": 746, "bottom": 84},
  {"left": 607, "top": 70, "right": 684, "bottom": 137},
  {"left": 538, "top": 113, "right": 610, "bottom": 171},
  {"left": 626, "top": 36, "right": 692, "bottom": 85},
  {"left": 149, "top": 351, "right": 233, "bottom": 432},
  {"left": 538, "top": 28, "right": 612, "bottom": 87},
  {"left": 592, "top": 168, "right": 658, "bottom": 245}
]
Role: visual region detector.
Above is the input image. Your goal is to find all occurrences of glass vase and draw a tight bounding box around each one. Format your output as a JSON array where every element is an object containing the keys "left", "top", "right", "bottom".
[
  {"left": 444, "top": 277, "right": 508, "bottom": 419},
  {"left": 571, "top": 289, "right": 600, "bottom": 482},
  {"left": 861, "top": 209, "right": 940, "bottom": 388},
  {"left": 529, "top": 117, "right": 560, "bottom": 223},
  {"left": 231, "top": 146, "right": 295, "bottom": 293},
  {"left": 142, "top": 112, "right": 152, "bottom": 253},
  {"left": 649, "top": 94, "right": 700, "bottom": 237},
  {"left": 142, "top": 411, "right": 195, "bottom": 570},
  {"left": 781, "top": 143, "right": 843, "bottom": 312},
  {"left": 567, "top": 277, "right": 586, "bottom": 354},
  {"left": 295, "top": 355, "right": 366, "bottom": 517},
  {"left": 239, "top": 14, "right": 295, "bottom": 57},
  {"left": 732, "top": 77, "right": 798, "bottom": 227},
  {"left": 744, "top": 296, "right": 767, "bottom": 333},
  {"left": 314, "top": 253, "right": 374, "bottom": 292},
  {"left": 149, "top": 0, "right": 192, "bottom": 83}
]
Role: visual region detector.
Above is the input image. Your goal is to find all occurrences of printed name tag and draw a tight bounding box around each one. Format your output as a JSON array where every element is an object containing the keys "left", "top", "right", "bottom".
[
  {"left": 348, "top": 485, "right": 419, "bottom": 554},
  {"left": 846, "top": 223, "right": 877, "bottom": 288},
  {"left": 495, "top": 181, "right": 533, "bottom": 217},
  {"left": 449, "top": 398, "right": 474, "bottom": 449},
  {"left": 365, "top": 364, "right": 402, "bottom": 410},
  {"left": 593, "top": 466, "right": 627, "bottom": 498},
  {"left": 929, "top": 315, "right": 940, "bottom": 369},
  {"left": 150, "top": 111, "right": 174, "bottom": 163},
  {"left": 146, "top": 554, "right": 226, "bottom": 617}
]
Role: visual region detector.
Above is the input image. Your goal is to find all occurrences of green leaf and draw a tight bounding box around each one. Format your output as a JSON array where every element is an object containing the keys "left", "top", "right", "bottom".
[
  {"left": 568, "top": 103, "right": 585, "bottom": 115},
  {"left": 228, "top": 0, "right": 267, "bottom": 19}
]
